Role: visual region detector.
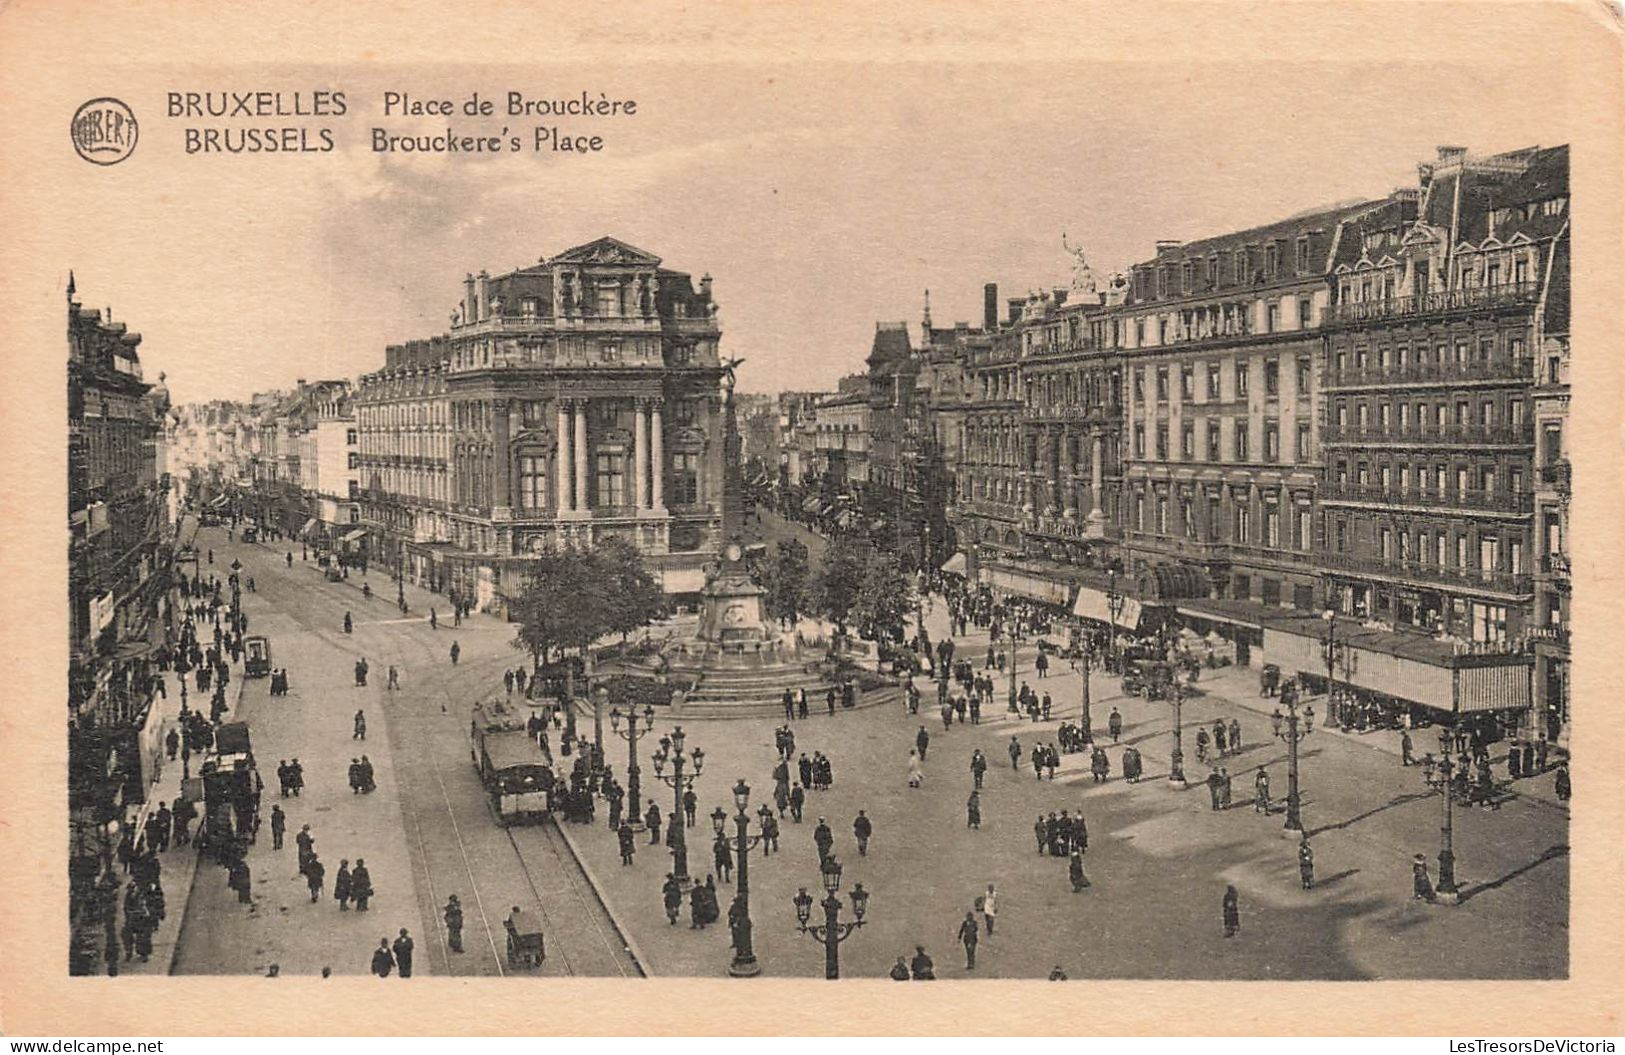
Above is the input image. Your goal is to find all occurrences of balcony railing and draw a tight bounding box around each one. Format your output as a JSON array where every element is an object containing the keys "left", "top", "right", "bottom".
[
  {"left": 1022, "top": 402, "right": 1120, "bottom": 422},
  {"left": 1326, "top": 356, "right": 1534, "bottom": 389},
  {"left": 1320, "top": 551, "right": 1533, "bottom": 595},
  {"left": 1326, "top": 282, "right": 1539, "bottom": 326},
  {"left": 1323, "top": 422, "right": 1534, "bottom": 446},
  {"left": 1320, "top": 482, "right": 1534, "bottom": 514},
  {"left": 1538, "top": 553, "right": 1570, "bottom": 576}
]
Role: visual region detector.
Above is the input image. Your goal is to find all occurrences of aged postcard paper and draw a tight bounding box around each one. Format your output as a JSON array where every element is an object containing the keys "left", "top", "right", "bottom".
[{"left": 1, "top": 0, "right": 1622, "bottom": 1038}]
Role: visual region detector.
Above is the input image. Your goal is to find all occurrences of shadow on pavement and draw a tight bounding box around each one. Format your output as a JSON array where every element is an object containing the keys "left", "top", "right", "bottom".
[
  {"left": 1307, "top": 790, "right": 1433, "bottom": 838},
  {"left": 1458, "top": 844, "right": 1568, "bottom": 904}
]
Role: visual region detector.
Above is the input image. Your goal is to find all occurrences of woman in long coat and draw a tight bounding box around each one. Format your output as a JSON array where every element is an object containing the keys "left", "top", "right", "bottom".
[
  {"left": 1221, "top": 885, "right": 1240, "bottom": 936},
  {"left": 1412, "top": 854, "right": 1435, "bottom": 901},
  {"left": 371, "top": 938, "right": 394, "bottom": 977}
]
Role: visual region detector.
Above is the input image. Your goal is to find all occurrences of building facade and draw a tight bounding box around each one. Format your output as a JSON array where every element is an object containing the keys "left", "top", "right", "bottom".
[
  {"left": 1320, "top": 145, "right": 1568, "bottom": 646},
  {"left": 358, "top": 237, "right": 729, "bottom": 609}
]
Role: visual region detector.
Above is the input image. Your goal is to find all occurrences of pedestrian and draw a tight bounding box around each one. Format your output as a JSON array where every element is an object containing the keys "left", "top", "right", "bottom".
[
  {"left": 970, "top": 748, "right": 987, "bottom": 789},
  {"left": 1270, "top": 709, "right": 1284, "bottom": 740},
  {"left": 957, "top": 910, "right": 980, "bottom": 969},
  {"left": 714, "top": 834, "right": 733, "bottom": 882},
  {"left": 354, "top": 709, "right": 366, "bottom": 741},
  {"left": 1222, "top": 885, "right": 1240, "bottom": 936},
  {"left": 916, "top": 725, "right": 930, "bottom": 761},
  {"left": 430, "top": 608, "right": 438, "bottom": 630},
  {"left": 334, "top": 859, "right": 353, "bottom": 910},
  {"left": 387, "top": 666, "right": 399, "bottom": 690},
  {"left": 1554, "top": 763, "right": 1571, "bottom": 802},
  {"left": 761, "top": 811, "right": 781, "bottom": 854},
  {"left": 646, "top": 801, "right": 662, "bottom": 844},
  {"left": 853, "top": 810, "right": 873, "bottom": 855},
  {"left": 1108, "top": 706, "right": 1123, "bottom": 743},
  {"left": 1412, "top": 854, "right": 1435, "bottom": 901},
  {"left": 907, "top": 750, "right": 924, "bottom": 789},
  {"left": 1254, "top": 767, "right": 1271, "bottom": 814},
  {"left": 1401, "top": 729, "right": 1414, "bottom": 766},
  {"left": 890, "top": 957, "right": 911, "bottom": 981},
  {"left": 662, "top": 873, "right": 683, "bottom": 925},
  {"left": 1069, "top": 850, "right": 1090, "bottom": 892},
  {"left": 351, "top": 859, "right": 373, "bottom": 911},
  {"left": 449, "top": 640, "right": 459, "bottom": 665},
  {"left": 966, "top": 790, "right": 982, "bottom": 829},
  {"left": 618, "top": 822, "right": 636, "bottom": 866},
  {"left": 1206, "top": 768, "right": 1223, "bottom": 811},
  {"left": 981, "top": 883, "right": 997, "bottom": 935},
  {"left": 1219, "top": 767, "right": 1233, "bottom": 810},
  {"left": 371, "top": 938, "right": 394, "bottom": 978},
  {"left": 1009, "top": 736, "right": 1022, "bottom": 770},
  {"left": 306, "top": 853, "right": 325, "bottom": 903},
  {"left": 683, "top": 788, "right": 698, "bottom": 827},
  {"left": 1228, "top": 717, "right": 1242, "bottom": 754},
  {"left": 797, "top": 688, "right": 808, "bottom": 719},
  {"left": 227, "top": 856, "right": 252, "bottom": 905},
  {"left": 790, "top": 783, "right": 806, "bottom": 821},
  {"left": 435, "top": 894, "right": 463, "bottom": 953},
  {"left": 393, "top": 929, "right": 414, "bottom": 978},
  {"left": 1298, "top": 837, "right": 1315, "bottom": 889},
  {"left": 343, "top": 611, "right": 352, "bottom": 635},
  {"left": 813, "top": 817, "right": 834, "bottom": 863},
  {"left": 910, "top": 945, "right": 936, "bottom": 980}
]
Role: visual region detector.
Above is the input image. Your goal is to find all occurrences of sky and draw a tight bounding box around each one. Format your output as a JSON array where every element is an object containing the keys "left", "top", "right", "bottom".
[{"left": 49, "top": 58, "right": 1576, "bottom": 406}]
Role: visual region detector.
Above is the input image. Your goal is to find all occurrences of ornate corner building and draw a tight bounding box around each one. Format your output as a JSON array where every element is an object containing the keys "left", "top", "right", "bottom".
[{"left": 355, "top": 237, "right": 730, "bottom": 610}]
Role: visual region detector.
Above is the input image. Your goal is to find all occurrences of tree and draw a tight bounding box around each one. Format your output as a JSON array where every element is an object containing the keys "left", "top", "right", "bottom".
[
  {"left": 506, "top": 547, "right": 611, "bottom": 676},
  {"left": 762, "top": 539, "right": 809, "bottom": 625},
  {"left": 853, "top": 547, "right": 914, "bottom": 644},
  {"left": 594, "top": 535, "right": 667, "bottom": 642},
  {"left": 810, "top": 535, "right": 870, "bottom": 636}
]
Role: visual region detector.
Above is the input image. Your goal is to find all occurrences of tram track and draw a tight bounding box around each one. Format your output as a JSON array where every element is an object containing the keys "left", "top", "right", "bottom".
[{"left": 272, "top": 566, "right": 640, "bottom": 976}]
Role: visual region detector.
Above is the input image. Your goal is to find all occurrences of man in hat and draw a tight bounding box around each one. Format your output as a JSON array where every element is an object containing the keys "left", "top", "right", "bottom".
[
  {"left": 392, "top": 929, "right": 414, "bottom": 978},
  {"left": 442, "top": 894, "right": 464, "bottom": 952},
  {"left": 957, "top": 910, "right": 980, "bottom": 969},
  {"left": 813, "top": 817, "right": 834, "bottom": 864}
]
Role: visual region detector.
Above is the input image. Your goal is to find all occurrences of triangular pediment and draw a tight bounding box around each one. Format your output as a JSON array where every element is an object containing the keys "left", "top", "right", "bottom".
[
  {"left": 547, "top": 236, "right": 663, "bottom": 267},
  {"left": 1402, "top": 223, "right": 1439, "bottom": 246},
  {"left": 1506, "top": 231, "right": 1534, "bottom": 246}
]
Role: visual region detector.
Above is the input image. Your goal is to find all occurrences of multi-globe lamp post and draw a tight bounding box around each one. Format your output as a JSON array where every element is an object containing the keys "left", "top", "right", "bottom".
[
  {"left": 608, "top": 703, "right": 655, "bottom": 831},
  {"left": 711, "top": 780, "right": 767, "bottom": 977},
  {"left": 791, "top": 855, "right": 870, "bottom": 979},
  {"left": 650, "top": 726, "right": 705, "bottom": 888}
]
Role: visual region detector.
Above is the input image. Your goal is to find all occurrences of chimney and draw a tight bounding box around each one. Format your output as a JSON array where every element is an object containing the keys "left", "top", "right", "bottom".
[
  {"left": 1155, "top": 240, "right": 1183, "bottom": 256},
  {"left": 1437, "top": 145, "right": 1468, "bottom": 164},
  {"left": 1007, "top": 298, "right": 1023, "bottom": 325},
  {"left": 476, "top": 270, "right": 490, "bottom": 321},
  {"left": 463, "top": 273, "right": 476, "bottom": 325},
  {"left": 983, "top": 283, "right": 998, "bottom": 331}
]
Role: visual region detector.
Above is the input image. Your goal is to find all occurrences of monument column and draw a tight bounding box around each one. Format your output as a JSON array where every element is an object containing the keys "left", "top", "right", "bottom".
[
  {"left": 634, "top": 400, "right": 649, "bottom": 510},
  {"left": 651, "top": 401, "right": 665, "bottom": 510},
  {"left": 574, "top": 398, "right": 590, "bottom": 512},
  {"left": 556, "top": 399, "right": 572, "bottom": 511}
]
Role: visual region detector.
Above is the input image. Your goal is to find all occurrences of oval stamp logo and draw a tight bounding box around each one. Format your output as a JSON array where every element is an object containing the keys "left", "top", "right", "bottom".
[{"left": 71, "top": 97, "right": 138, "bottom": 165}]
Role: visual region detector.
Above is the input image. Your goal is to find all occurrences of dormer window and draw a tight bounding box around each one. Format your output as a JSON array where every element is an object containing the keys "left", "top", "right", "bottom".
[
  {"left": 520, "top": 297, "right": 539, "bottom": 319},
  {"left": 599, "top": 342, "right": 621, "bottom": 362},
  {"left": 1296, "top": 236, "right": 1311, "bottom": 272},
  {"left": 1265, "top": 242, "right": 1281, "bottom": 277}
]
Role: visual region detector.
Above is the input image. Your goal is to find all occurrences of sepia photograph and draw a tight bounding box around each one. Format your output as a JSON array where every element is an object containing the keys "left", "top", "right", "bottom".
[{"left": 4, "top": 0, "right": 1623, "bottom": 1039}]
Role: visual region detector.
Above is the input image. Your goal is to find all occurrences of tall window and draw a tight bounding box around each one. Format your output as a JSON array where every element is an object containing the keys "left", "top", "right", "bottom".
[
  {"left": 1234, "top": 426, "right": 1249, "bottom": 462},
  {"left": 671, "top": 452, "right": 700, "bottom": 505},
  {"left": 1235, "top": 362, "right": 1250, "bottom": 397},
  {"left": 1266, "top": 303, "right": 1280, "bottom": 334},
  {"left": 1181, "top": 423, "right": 1195, "bottom": 460},
  {"left": 1155, "top": 424, "right": 1169, "bottom": 460},
  {"left": 597, "top": 284, "right": 621, "bottom": 317},
  {"left": 1156, "top": 369, "right": 1168, "bottom": 402},
  {"left": 1207, "top": 363, "right": 1221, "bottom": 399},
  {"left": 1264, "top": 505, "right": 1280, "bottom": 547},
  {"left": 1264, "top": 422, "right": 1280, "bottom": 462},
  {"left": 519, "top": 454, "right": 547, "bottom": 510},
  {"left": 1298, "top": 508, "right": 1312, "bottom": 552},
  {"left": 1206, "top": 421, "right": 1221, "bottom": 461},
  {"left": 1296, "top": 422, "right": 1311, "bottom": 462},
  {"left": 1133, "top": 424, "right": 1145, "bottom": 458},
  {"left": 1181, "top": 365, "right": 1195, "bottom": 400},
  {"left": 1235, "top": 504, "right": 1251, "bottom": 544},
  {"left": 1298, "top": 297, "right": 1313, "bottom": 329},
  {"left": 1264, "top": 359, "right": 1280, "bottom": 396},
  {"left": 595, "top": 452, "right": 626, "bottom": 507}
]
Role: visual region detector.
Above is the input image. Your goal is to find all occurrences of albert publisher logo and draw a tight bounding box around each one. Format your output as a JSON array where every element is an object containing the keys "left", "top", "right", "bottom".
[{"left": 71, "top": 97, "right": 138, "bottom": 165}]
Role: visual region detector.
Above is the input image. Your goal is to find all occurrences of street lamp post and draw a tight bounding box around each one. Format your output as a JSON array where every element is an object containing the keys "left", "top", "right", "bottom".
[
  {"left": 651, "top": 727, "right": 705, "bottom": 889},
  {"left": 1279, "top": 678, "right": 1314, "bottom": 833},
  {"left": 1071, "top": 642, "right": 1093, "bottom": 741},
  {"left": 791, "top": 855, "right": 870, "bottom": 980},
  {"left": 1432, "top": 727, "right": 1460, "bottom": 904},
  {"left": 1006, "top": 631, "right": 1019, "bottom": 713},
  {"left": 712, "top": 780, "right": 766, "bottom": 977},
  {"left": 1169, "top": 683, "right": 1187, "bottom": 787},
  {"left": 1105, "top": 566, "right": 1123, "bottom": 674},
  {"left": 609, "top": 703, "right": 655, "bottom": 832}
]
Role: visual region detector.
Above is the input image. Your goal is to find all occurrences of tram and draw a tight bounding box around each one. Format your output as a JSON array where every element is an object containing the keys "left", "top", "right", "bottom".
[{"left": 470, "top": 699, "right": 555, "bottom": 825}]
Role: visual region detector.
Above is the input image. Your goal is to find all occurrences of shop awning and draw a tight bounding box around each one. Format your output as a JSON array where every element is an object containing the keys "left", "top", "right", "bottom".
[
  {"left": 1074, "top": 588, "right": 1143, "bottom": 629},
  {"left": 662, "top": 567, "right": 707, "bottom": 594},
  {"left": 300, "top": 518, "right": 319, "bottom": 538},
  {"left": 987, "top": 568, "right": 1072, "bottom": 607},
  {"left": 208, "top": 494, "right": 229, "bottom": 508},
  {"left": 342, "top": 529, "right": 367, "bottom": 544},
  {"left": 1176, "top": 602, "right": 1261, "bottom": 631},
  {"left": 940, "top": 552, "right": 968, "bottom": 576},
  {"left": 1138, "top": 563, "right": 1211, "bottom": 602}
]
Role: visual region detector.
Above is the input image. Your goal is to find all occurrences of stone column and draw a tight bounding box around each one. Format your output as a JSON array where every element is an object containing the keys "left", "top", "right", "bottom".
[
  {"left": 634, "top": 401, "right": 649, "bottom": 510},
  {"left": 1086, "top": 431, "right": 1105, "bottom": 526},
  {"left": 574, "top": 398, "right": 589, "bottom": 512},
  {"left": 492, "top": 401, "right": 511, "bottom": 510},
  {"left": 651, "top": 402, "right": 665, "bottom": 510},
  {"left": 556, "top": 399, "right": 572, "bottom": 511},
  {"left": 1061, "top": 428, "right": 1077, "bottom": 518}
]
